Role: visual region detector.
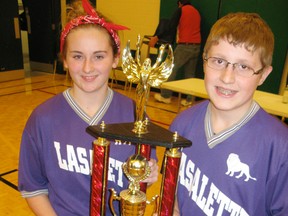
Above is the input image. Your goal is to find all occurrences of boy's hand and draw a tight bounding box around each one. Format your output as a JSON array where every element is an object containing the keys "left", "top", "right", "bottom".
[{"left": 141, "top": 158, "right": 158, "bottom": 185}]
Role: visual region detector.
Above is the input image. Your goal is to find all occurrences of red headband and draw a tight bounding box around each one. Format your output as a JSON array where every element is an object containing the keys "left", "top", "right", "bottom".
[{"left": 60, "top": 0, "right": 129, "bottom": 55}]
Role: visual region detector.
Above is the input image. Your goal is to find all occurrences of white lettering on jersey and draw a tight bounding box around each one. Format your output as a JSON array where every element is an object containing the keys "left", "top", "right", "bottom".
[
  {"left": 115, "top": 139, "right": 132, "bottom": 145},
  {"left": 54, "top": 141, "right": 68, "bottom": 170},
  {"left": 108, "top": 158, "right": 124, "bottom": 187},
  {"left": 77, "top": 147, "right": 90, "bottom": 175},
  {"left": 54, "top": 141, "right": 125, "bottom": 187},
  {"left": 179, "top": 152, "right": 249, "bottom": 215},
  {"left": 67, "top": 145, "right": 81, "bottom": 173}
]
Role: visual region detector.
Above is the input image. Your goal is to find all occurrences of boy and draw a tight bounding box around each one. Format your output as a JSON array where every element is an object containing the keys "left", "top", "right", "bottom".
[{"left": 171, "top": 12, "right": 288, "bottom": 215}]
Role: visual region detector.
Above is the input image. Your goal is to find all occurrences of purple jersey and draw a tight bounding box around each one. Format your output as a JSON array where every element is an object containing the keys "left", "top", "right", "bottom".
[
  {"left": 18, "top": 88, "right": 156, "bottom": 216},
  {"left": 170, "top": 100, "right": 288, "bottom": 216}
]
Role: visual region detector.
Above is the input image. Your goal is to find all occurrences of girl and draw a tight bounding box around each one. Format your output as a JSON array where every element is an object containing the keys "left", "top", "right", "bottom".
[{"left": 18, "top": 0, "right": 158, "bottom": 215}]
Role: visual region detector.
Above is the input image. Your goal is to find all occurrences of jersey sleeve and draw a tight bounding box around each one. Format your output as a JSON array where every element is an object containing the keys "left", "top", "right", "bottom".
[
  {"left": 266, "top": 155, "right": 288, "bottom": 214},
  {"left": 18, "top": 113, "right": 49, "bottom": 198}
]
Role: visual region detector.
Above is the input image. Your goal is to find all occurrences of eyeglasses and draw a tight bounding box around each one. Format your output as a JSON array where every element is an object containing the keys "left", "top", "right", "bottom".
[{"left": 204, "top": 57, "right": 264, "bottom": 78}]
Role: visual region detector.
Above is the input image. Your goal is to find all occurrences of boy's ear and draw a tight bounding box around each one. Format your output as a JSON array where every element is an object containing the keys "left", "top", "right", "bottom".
[
  {"left": 63, "top": 60, "right": 68, "bottom": 69},
  {"left": 258, "top": 66, "right": 272, "bottom": 86}
]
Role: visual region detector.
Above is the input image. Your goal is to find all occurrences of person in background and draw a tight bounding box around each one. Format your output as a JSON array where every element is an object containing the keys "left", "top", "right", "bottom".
[
  {"left": 149, "top": 18, "right": 176, "bottom": 48},
  {"left": 171, "top": 12, "right": 288, "bottom": 215},
  {"left": 18, "top": 0, "right": 158, "bottom": 215},
  {"left": 151, "top": 0, "right": 201, "bottom": 106}
]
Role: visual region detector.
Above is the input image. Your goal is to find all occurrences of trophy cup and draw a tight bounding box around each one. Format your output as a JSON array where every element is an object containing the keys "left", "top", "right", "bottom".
[
  {"left": 109, "top": 154, "right": 159, "bottom": 215},
  {"left": 86, "top": 36, "right": 192, "bottom": 216}
]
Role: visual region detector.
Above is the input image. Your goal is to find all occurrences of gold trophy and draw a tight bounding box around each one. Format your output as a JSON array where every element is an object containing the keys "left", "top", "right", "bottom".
[
  {"left": 86, "top": 36, "right": 192, "bottom": 216},
  {"left": 109, "top": 154, "right": 159, "bottom": 216},
  {"left": 121, "top": 35, "right": 174, "bottom": 134}
]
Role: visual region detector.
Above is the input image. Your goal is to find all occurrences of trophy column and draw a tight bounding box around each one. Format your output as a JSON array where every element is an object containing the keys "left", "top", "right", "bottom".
[
  {"left": 159, "top": 147, "right": 181, "bottom": 215},
  {"left": 136, "top": 143, "right": 151, "bottom": 192},
  {"left": 90, "top": 135, "right": 110, "bottom": 216}
]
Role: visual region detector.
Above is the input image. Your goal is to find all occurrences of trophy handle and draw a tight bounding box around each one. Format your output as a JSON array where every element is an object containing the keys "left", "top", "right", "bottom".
[
  {"left": 146, "top": 195, "right": 160, "bottom": 215},
  {"left": 109, "top": 188, "right": 120, "bottom": 216}
]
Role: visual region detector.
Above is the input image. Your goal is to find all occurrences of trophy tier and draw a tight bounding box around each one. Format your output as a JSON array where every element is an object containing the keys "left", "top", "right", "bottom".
[{"left": 86, "top": 122, "right": 192, "bottom": 148}]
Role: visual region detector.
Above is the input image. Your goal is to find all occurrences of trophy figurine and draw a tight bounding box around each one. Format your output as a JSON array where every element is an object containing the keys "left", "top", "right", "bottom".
[
  {"left": 86, "top": 35, "right": 192, "bottom": 216},
  {"left": 121, "top": 35, "right": 174, "bottom": 134}
]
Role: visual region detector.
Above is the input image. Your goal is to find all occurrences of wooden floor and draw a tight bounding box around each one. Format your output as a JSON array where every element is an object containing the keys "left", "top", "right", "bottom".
[{"left": 0, "top": 71, "right": 188, "bottom": 215}]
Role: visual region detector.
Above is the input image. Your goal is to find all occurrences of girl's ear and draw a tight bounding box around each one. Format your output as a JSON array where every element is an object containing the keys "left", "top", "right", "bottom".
[
  {"left": 258, "top": 65, "right": 272, "bottom": 86},
  {"left": 112, "top": 56, "right": 119, "bottom": 69}
]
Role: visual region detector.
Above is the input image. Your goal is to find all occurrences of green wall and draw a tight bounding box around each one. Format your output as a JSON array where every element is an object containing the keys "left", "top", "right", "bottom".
[{"left": 160, "top": 0, "right": 288, "bottom": 94}]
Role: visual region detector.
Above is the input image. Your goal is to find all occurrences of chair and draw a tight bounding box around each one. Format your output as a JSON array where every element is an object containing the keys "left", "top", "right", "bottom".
[{"left": 110, "top": 66, "right": 131, "bottom": 91}]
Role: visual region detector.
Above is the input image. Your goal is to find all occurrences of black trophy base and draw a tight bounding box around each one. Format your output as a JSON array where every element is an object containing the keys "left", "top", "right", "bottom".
[{"left": 86, "top": 122, "right": 192, "bottom": 148}]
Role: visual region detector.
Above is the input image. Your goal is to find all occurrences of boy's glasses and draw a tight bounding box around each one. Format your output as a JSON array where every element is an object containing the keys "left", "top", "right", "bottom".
[{"left": 204, "top": 57, "right": 264, "bottom": 78}]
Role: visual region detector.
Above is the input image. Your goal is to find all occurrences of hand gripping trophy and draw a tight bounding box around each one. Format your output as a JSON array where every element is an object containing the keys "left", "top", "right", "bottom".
[
  {"left": 86, "top": 36, "right": 192, "bottom": 216},
  {"left": 121, "top": 35, "right": 174, "bottom": 134}
]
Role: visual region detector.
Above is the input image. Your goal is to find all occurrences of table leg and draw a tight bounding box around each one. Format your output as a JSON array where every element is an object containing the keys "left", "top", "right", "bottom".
[{"left": 177, "top": 93, "right": 182, "bottom": 113}]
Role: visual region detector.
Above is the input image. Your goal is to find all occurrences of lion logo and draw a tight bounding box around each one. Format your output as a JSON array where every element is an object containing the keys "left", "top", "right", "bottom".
[{"left": 225, "top": 153, "right": 257, "bottom": 182}]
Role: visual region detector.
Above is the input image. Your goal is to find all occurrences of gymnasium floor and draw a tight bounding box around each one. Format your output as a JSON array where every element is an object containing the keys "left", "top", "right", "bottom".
[{"left": 0, "top": 71, "right": 187, "bottom": 215}]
